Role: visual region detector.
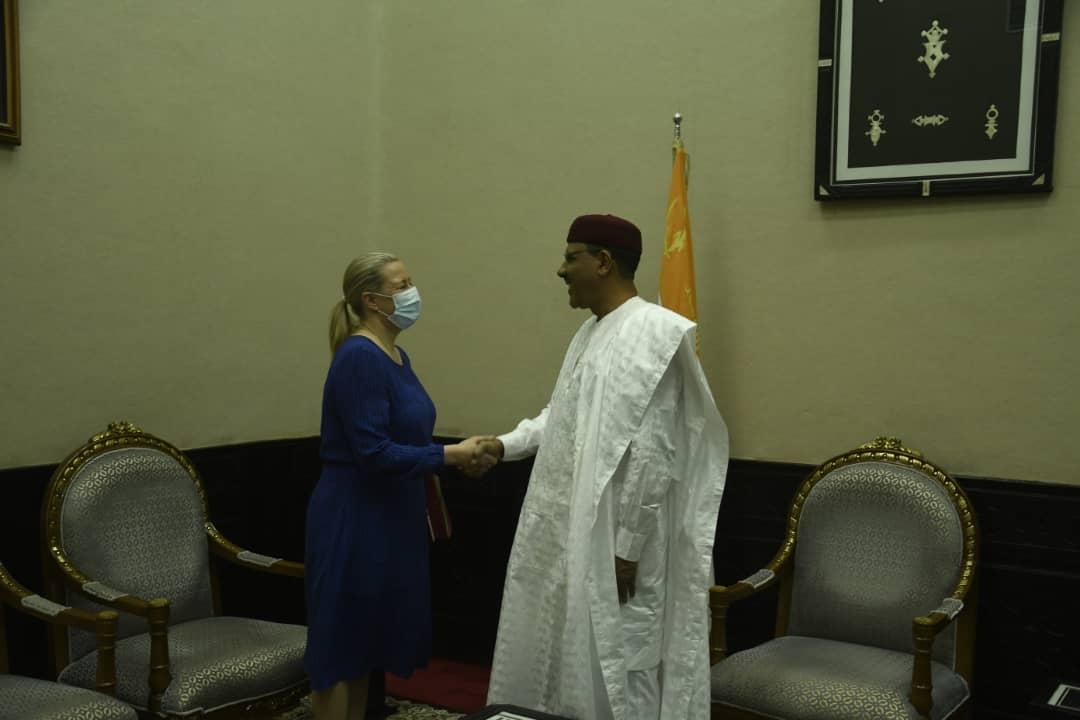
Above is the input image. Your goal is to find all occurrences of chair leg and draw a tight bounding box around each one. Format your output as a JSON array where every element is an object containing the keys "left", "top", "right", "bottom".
[{"left": 147, "top": 599, "right": 171, "bottom": 713}]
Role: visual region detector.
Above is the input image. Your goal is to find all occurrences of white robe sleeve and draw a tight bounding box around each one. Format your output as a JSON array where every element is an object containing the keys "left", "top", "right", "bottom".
[
  {"left": 611, "top": 357, "right": 682, "bottom": 562},
  {"left": 497, "top": 406, "right": 549, "bottom": 461}
]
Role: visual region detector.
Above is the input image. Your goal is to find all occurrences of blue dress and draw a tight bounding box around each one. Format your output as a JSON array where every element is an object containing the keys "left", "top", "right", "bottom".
[{"left": 304, "top": 336, "right": 444, "bottom": 691}]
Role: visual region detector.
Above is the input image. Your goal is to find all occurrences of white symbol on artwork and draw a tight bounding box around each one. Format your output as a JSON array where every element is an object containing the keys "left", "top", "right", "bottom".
[
  {"left": 865, "top": 109, "right": 887, "bottom": 147},
  {"left": 912, "top": 114, "right": 949, "bottom": 127},
  {"left": 985, "top": 104, "right": 999, "bottom": 139},
  {"left": 918, "top": 20, "right": 951, "bottom": 78}
]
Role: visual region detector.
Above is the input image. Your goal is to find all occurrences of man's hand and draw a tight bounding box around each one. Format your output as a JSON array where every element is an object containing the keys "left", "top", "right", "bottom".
[
  {"left": 615, "top": 556, "right": 638, "bottom": 604},
  {"left": 459, "top": 436, "right": 503, "bottom": 478}
]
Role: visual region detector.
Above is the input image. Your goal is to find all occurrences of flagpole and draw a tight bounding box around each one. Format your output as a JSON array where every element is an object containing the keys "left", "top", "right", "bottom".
[
  {"left": 672, "top": 112, "right": 688, "bottom": 178},
  {"left": 672, "top": 113, "right": 682, "bottom": 163}
]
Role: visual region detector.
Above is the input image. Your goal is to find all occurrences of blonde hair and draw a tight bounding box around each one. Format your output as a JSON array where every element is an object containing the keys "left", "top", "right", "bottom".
[{"left": 329, "top": 252, "right": 399, "bottom": 356}]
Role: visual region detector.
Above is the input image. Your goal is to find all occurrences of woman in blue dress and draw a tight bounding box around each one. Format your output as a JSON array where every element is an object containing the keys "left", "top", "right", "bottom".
[{"left": 305, "top": 252, "right": 490, "bottom": 720}]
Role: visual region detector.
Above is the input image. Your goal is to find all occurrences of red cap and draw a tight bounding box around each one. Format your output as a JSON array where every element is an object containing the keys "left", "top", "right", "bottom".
[{"left": 566, "top": 214, "right": 642, "bottom": 257}]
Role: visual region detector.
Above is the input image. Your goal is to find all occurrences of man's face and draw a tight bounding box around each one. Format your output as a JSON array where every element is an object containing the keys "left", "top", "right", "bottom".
[{"left": 557, "top": 242, "right": 600, "bottom": 309}]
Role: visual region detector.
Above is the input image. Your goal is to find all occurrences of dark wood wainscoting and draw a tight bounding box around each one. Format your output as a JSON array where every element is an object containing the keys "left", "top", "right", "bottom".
[{"left": 2, "top": 436, "right": 1077, "bottom": 719}]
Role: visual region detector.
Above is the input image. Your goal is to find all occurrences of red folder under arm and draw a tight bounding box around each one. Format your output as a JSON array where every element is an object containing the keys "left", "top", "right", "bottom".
[{"left": 426, "top": 474, "right": 452, "bottom": 541}]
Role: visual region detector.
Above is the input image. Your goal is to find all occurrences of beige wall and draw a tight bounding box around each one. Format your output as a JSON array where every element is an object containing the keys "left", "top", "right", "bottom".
[
  {"left": 2, "top": 2, "right": 1077, "bottom": 484},
  {"left": 0, "top": 1, "right": 378, "bottom": 464}
]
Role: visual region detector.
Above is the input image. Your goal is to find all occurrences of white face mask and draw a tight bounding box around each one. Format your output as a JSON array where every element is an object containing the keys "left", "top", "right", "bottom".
[{"left": 372, "top": 286, "right": 422, "bottom": 329}]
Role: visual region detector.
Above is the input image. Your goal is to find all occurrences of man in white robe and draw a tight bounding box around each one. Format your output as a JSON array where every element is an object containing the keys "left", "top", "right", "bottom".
[{"left": 482, "top": 214, "right": 729, "bottom": 720}]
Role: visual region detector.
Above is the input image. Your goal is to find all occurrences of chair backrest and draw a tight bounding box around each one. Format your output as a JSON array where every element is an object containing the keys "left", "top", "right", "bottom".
[
  {"left": 45, "top": 422, "right": 215, "bottom": 661},
  {"left": 786, "top": 439, "right": 975, "bottom": 665}
]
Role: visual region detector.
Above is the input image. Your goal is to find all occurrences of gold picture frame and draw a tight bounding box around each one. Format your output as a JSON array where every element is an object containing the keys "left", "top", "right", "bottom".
[{"left": 1, "top": 0, "right": 20, "bottom": 145}]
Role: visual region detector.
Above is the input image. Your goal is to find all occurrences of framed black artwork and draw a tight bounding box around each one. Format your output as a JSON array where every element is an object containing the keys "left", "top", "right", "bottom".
[
  {"left": 1, "top": 0, "right": 20, "bottom": 146},
  {"left": 814, "top": 0, "right": 1065, "bottom": 200}
]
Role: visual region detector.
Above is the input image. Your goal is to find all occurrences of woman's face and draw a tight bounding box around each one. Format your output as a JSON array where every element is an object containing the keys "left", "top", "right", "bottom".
[
  {"left": 378, "top": 261, "right": 414, "bottom": 295},
  {"left": 365, "top": 260, "right": 414, "bottom": 316}
]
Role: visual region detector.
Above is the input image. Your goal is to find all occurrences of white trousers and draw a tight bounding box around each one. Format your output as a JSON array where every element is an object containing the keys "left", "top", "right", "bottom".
[
  {"left": 626, "top": 667, "right": 661, "bottom": 720},
  {"left": 587, "top": 615, "right": 661, "bottom": 720}
]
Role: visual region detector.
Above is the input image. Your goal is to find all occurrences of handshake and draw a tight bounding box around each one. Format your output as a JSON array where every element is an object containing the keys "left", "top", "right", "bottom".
[{"left": 444, "top": 435, "right": 504, "bottom": 478}]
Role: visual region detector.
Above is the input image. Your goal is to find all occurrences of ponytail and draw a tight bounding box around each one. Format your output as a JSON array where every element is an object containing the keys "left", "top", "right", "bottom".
[{"left": 328, "top": 298, "right": 354, "bottom": 356}]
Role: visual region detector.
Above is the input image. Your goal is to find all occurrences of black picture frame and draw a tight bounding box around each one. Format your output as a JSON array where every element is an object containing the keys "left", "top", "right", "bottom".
[
  {"left": 1, "top": 0, "right": 21, "bottom": 146},
  {"left": 814, "top": 0, "right": 1064, "bottom": 200}
]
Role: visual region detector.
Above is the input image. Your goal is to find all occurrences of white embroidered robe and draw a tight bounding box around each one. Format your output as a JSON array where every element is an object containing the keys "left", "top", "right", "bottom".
[{"left": 487, "top": 297, "right": 729, "bottom": 720}]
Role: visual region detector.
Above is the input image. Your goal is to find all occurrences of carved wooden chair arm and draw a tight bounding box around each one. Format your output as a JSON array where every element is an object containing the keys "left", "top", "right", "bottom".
[
  {"left": 1, "top": 562, "right": 121, "bottom": 695},
  {"left": 206, "top": 522, "right": 304, "bottom": 578},
  {"left": 710, "top": 560, "right": 789, "bottom": 666},
  {"left": 3, "top": 562, "right": 102, "bottom": 626},
  {"left": 44, "top": 545, "right": 173, "bottom": 708},
  {"left": 711, "top": 568, "right": 780, "bottom": 607},
  {"left": 915, "top": 597, "right": 964, "bottom": 633},
  {"left": 909, "top": 596, "right": 966, "bottom": 718},
  {"left": 46, "top": 547, "right": 168, "bottom": 620}
]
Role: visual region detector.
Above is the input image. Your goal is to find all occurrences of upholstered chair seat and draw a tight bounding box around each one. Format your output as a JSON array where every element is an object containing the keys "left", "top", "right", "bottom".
[
  {"left": 59, "top": 616, "right": 306, "bottom": 715},
  {"left": 0, "top": 675, "right": 137, "bottom": 720},
  {"left": 709, "top": 438, "right": 978, "bottom": 720},
  {"left": 41, "top": 422, "right": 308, "bottom": 718},
  {"left": 711, "top": 635, "right": 969, "bottom": 720}
]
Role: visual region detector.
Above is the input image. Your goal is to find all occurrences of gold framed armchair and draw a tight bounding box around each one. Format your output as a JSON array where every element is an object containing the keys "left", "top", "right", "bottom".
[
  {"left": 709, "top": 438, "right": 978, "bottom": 720},
  {"left": 40, "top": 421, "right": 309, "bottom": 718},
  {"left": 1, "top": 561, "right": 137, "bottom": 720}
]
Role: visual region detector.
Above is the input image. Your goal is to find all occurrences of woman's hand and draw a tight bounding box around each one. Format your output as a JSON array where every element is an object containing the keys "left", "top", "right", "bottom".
[
  {"left": 464, "top": 436, "right": 503, "bottom": 478},
  {"left": 444, "top": 436, "right": 503, "bottom": 477}
]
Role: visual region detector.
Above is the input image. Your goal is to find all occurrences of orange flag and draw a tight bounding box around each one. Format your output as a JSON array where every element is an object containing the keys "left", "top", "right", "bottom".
[{"left": 659, "top": 139, "right": 699, "bottom": 347}]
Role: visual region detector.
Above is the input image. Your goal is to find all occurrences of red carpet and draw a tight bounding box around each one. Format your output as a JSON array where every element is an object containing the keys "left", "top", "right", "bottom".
[{"left": 386, "top": 658, "right": 491, "bottom": 714}]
